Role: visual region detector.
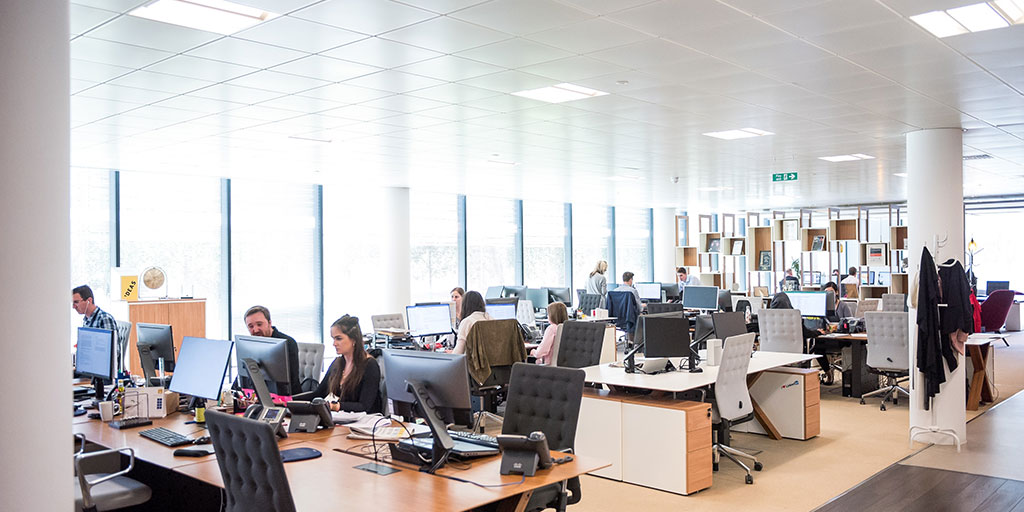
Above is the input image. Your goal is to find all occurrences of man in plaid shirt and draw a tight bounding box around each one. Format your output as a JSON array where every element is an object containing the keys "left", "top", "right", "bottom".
[{"left": 73, "top": 284, "right": 119, "bottom": 337}]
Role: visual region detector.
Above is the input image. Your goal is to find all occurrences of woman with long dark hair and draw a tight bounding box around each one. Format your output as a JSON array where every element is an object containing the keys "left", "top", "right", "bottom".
[
  {"left": 311, "top": 315, "right": 382, "bottom": 414},
  {"left": 450, "top": 290, "right": 491, "bottom": 355}
]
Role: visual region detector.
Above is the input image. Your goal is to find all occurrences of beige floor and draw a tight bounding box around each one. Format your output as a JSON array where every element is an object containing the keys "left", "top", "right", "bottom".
[{"left": 575, "top": 332, "right": 1024, "bottom": 512}]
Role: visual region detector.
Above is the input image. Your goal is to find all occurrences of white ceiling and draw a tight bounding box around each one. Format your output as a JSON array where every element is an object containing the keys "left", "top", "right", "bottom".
[{"left": 68, "top": 0, "right": 1024, "bottom": 210}]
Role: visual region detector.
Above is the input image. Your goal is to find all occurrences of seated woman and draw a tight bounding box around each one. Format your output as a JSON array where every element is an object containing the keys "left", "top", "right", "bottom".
[
  {"left": 451, "top": 291, "right": 492, "bottom": 355},
  {"left": 532, "top": 302, "right": 568, "bottom": 365},
  {"left": 311, "top": 315, "right": 382, "bottom": 414}
]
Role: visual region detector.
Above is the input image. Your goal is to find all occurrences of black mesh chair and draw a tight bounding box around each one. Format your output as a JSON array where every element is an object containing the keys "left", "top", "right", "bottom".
[
  {"left": 555, "top": 321, "right": 605, "bottom": 368},
  {"left": 502, "top": 363, "right": 586, "bottom": 511},
  {"left": 206, "top": 410, "right": 297, "bottom": 512}
]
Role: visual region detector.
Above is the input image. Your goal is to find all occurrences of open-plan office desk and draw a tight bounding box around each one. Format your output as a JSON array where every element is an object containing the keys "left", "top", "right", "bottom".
[
  {"left": 816, "top": 332, "right": 880, "bottom": 397},
  {"left": 73, "top": 412, "right": 607, "bottom": 511},
  {"left": 575, "top": 351, "right": 818, "bottom": 495}
]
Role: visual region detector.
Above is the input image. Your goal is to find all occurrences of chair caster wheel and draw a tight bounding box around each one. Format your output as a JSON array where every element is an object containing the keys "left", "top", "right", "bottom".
[
  {"left": 859, "top": 399, "right": 865, "bottom": 405},
  {"left": 880, "top": 404, "right": 887, "bottom": 411},
  {"left": 713, "top": 463, "right": 719, "bottom": 471},
  {"left": 745, "top": 474, "right": 754, "bottom": 484},
  {"left": 754, "top": 462, "right": 763, "bottom": 471}
]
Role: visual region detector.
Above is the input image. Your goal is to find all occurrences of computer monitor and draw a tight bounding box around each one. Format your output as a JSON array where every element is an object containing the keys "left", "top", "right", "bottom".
[
  {"left": 486, "top": 302, "right": 517, "bottom": 320},
  {"left": 235, "top": 335, "right": 297, "bottom": 405},
  {"left": 682, "top": 286, "right": 719, "bottom": 310},
  {"left": 136, "top": 322, "right": 175, "bottom": 384},
  {"left": 869, "top": 271, "right": 876, "bottom": 285},
  {"left": 717, "top": 289, "right": 733, "bottom": 312},
  {"left": 876, "top": 271, "right": 890, "bottom": 287},
  {"left": 712, "top": 311, "right": 748, "bottom": 340},
  {"left": 502, "top": 285, "right": 527, "bottom": 299},
  {"left": 406, "top": 303, "right": 455, "bottom": 337},
  {"left": 484, "top": 286, "right": 504, "bottom": 299},
  {"left": 693, "top": 314, "right": 714, "bottom": 345},
  {"left": 786, "top": 291, "right": 827, "bottom": 317},
  {"left": 643, "top": 317, "right": 692, "bottom": 358},
  {"left": 636, "top": 282, "right": 662, "bottom": 301},
  {"left": 662, "top": 282, "right": 681, "bottom": 300},
  {"left": 382, "top": 350, "right": 472, "bottom": 473},
  {"left": 987, "top": 280, "right": 1010, "bottom": 294},
  {"left": 169, "top": 337, "right": 233, "bottom": 402},
  {"left": 76, "top": 327, "right": 115, "bottom": 400},
  {"left": 524, "top": 288, "right": 549, "bottom": 309},
  {"left": 547, "top": 287, "right": 572, "bottom": 306}
]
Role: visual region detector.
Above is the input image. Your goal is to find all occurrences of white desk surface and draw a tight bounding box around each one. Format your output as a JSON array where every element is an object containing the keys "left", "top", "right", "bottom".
[
  {"left": 967, "top": 334, "right": 1001, "bottom": 345},
  {"left": 582, "top": 351, "right": 816, "bottom": 392}
]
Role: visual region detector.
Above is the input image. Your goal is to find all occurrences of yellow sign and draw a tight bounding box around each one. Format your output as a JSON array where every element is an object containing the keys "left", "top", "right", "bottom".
[{"left": 121, "top": 275, "right": 139, "bottom": 302}]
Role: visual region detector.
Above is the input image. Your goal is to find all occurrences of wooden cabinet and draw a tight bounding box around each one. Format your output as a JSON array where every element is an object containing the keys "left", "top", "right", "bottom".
[{"left": 127, "top": 299, "right": 206, "bottom": 377}]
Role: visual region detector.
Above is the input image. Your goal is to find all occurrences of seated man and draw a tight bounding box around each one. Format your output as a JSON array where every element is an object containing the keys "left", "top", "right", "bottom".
[
  {"left": 242, "top": 305, "right": 303, "bottom": 396},
  {"left": 677, "top": 267, "right": 701, "bottom": 295}
]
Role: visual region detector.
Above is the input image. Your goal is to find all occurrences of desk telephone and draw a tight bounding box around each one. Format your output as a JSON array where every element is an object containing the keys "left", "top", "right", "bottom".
[
  {"left": 285, "top": 398, "right": 334, "bottom": 433},
  {"left": 243, "top": 403, "right": 288, "bottom": 439}
]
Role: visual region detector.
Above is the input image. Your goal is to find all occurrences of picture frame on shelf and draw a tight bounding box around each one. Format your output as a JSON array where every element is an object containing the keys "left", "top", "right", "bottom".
[
  {"left": 783, "top": 220, "right": 798, "bottom": 241},
  {"left": 758, "top": 251, "right": 772, "bottom": 271},
  {"left": 731, "top": 239, "right": 744, "bottom": 255},
  {"left": 866, "top": 243, "right": 886, "bottom": 266},
  {"left": 708, "top": 238, "right": 721, "bottom": 253},
  {"left": 811, "top": 235, "right": 825, "bottom": 252}
]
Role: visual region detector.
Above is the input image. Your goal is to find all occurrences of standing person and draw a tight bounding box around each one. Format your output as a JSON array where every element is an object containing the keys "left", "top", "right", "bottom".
[
  {"left": 451, "top": 291, "right": 492, "bottom": 355},
  {"left": 585, "top": 260, "right": 608, "bottom": 296},
  {"left": 451, "top": 287, "right": 465, "bottom": 323},
  {"left": 243, "top": 305, "right": 302, "bottom": 396},
  {"left": 531, "top": 302, "right": 568, "bottom": 365},
  {"left": 311, "top": 315, "right": 382, "bottom": 414}
]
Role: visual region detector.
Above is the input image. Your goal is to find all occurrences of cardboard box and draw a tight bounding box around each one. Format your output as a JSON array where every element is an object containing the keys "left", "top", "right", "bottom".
[{"left": 124, "top": 387, "right": 179, "bottom": 418}]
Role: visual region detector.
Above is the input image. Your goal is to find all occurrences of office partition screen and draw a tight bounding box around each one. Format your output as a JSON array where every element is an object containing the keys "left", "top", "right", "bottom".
[
  {"left": 523, "top": 200, "right": 566, "bottom": 288},
  {"left": 410, "top": 191, "right": 459, "bottom": 304},
  {"left": 466, "top": 196, "right": 517, "bottom": 291}
]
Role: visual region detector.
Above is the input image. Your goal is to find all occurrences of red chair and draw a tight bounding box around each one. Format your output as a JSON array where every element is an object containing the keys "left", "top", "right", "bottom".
[{"left": 980, "top": 290, "right": 1016, "bottom": 336}]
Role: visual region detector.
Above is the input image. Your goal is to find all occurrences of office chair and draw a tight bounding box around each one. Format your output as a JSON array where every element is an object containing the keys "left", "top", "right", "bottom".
[
  {"left": 717, "top": 289, "right": 733, "bottom": 312},
  {"left": 465, "top": 319, "right": 527, "bottom": 414},
  {"left": 555, "top": 321, "right": 606, "bottom": 368},
  {"left": 844, "top": 283, "right": 859, "bottom": 299},
  {"left": 709, "top": 333, "right": 761, "bottom": 484},
  {"left": 980, "top": 289, "right": 1016, "bottom": 334},
  {"left": 206, "top": 410, "right": 297, "bottom": 512},
  {"left": 578, "top": 293, "right": 604, "bottom": 313},
  {"left": 502, "top": 363, "right": 586, "bottom": 511},
  {"left": 371, "top": 313, "right": 406, "bottom": 332},
  {"left": 74, "top": 434, "right": 152, "bottom": 512},
  {"left": 757, "top": 309, "right": 804, "bottom": 353},
  {"left": 881, "top": 293, "right": 905, "bottom": 312},
  {"left": 855, "top": 299, "right": 880, "bottom": 318},
  {"left": 861, "top": 312, "right": 910, "bottom": 411},
  {"left": 115, "top": 320, "right": 132, "bottom": 374},
  {"left": 606, "top": 290, "right": 639, "bottom": 346},
  {"left": 295, "top": 342, "right": 324, "bottom": 392},
  {"left": 646, "top": 302, "right": 683, "bottom": 315}
]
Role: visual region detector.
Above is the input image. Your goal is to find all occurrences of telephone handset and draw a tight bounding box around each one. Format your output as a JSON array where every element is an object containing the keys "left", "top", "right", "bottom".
[
  {"left": 285, "top": 398, "right": 334, "bottom": 433},
  {"left": 243, "top": 404, "right": 288, "bottom": 439}
]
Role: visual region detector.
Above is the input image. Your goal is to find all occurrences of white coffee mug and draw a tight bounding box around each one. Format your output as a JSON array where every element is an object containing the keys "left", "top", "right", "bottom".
[{"left": 98, "top": 400, "right": 114, "bottom": 422}]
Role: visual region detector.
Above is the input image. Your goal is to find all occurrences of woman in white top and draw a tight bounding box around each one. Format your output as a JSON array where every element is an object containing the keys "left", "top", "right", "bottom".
[
  {"left": 451, "top": 290, "right": 492, "bottom": 355},
  {"left": 531, "top": 302, "right": 568, "bottom": 365},
  {"left": 585, "top": 260, "right": 608, "bottom": 296}
]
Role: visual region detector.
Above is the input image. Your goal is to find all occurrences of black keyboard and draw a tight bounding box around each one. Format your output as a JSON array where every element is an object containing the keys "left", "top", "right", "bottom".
[
  {"left": 139, "top": 427, "right": 192, "bottom": 446},
  {"left": 448, "top": 430, "right": 499, "bottom": 449},
  {"left": 108, "top": 417, "right": 153, "bottom": 429}
]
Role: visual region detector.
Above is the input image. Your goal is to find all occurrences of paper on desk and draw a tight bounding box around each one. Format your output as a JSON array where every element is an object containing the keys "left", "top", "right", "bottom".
[{"left": 331, "top": 411, "right": 395, "bottom": 431}]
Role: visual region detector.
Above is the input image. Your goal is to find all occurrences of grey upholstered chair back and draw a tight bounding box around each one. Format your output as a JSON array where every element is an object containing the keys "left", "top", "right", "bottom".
[
  {"left": 578, "top": 293, "right": 604, "bottom": 312},
  {"left": 502, "top": 363, "right": 585, "bottom": 451},
  {"left": 757, "top": 309, "right": 804, "bottom": 353},
  {"left": 646, "top": 302, "right": 683, "bottom": 315},
  {"left": 371, "top": 313, "right": 405, "bottom": 332},
  {"left": 296, "top": 342, "right": 324, "bottom": 384},
  {"left": 856, "top": 299, "right": 881, "bottom": 318},
  {"left": 881, "top": 293, "right": 905, "bottom": 312},
  {"left": 555, "top": 321, "right": 605, "bottom": 368},
  {"left": 864, "top": 312, "right": 910, "bottom": 372},
  {"left": 517, "top": 299, "right": 537, "bottom": 325},
  {"left": 836, "top": 300, "right": 856, "bottom": 318},
  {"left": 206, "top": 410, "right": 297, "bottom": 512},
  {"left": 714, "top": 333, "right": 756, "bottom": 421}
]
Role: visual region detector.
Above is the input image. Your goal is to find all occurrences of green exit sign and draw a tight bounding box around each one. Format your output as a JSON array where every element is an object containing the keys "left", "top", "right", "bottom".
[{"left": 772, "top": 172, "right": 798, "bottom": 182}]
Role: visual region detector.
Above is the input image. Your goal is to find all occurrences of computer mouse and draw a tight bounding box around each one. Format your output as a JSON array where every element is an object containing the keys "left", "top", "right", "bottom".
[{"left": 192, "top": 436, "right": 211, "bottom": 445}]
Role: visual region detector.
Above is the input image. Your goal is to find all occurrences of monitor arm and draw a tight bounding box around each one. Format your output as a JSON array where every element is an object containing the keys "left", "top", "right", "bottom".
[
  {"left": 242, "top": 358, "right": 275, "bottom": 408},
  {"left": 623, "top": 342, "right": 645, "bottom": 374},
  {"left": 406, "top": 379, "right": 454, "bottom": 474}
]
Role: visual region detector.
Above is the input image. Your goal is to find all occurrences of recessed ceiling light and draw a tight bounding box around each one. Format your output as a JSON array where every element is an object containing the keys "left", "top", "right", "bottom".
[
  {"left": 994, "top": 0, "right": 1024, "bottom": 23},
  {"left": 819, "top": 153, "right": 875, "bottom": 162},
  {"left": 702, "top": 128, "right": 774, "bottom": 140},
  {"left": 948, "top": 2, "right": 1009, "bottom": 31},
  {"left": 910, "top": 10, "right": 969, "bottom": 37},
  {"left": 129, "top": 0, "right": 277, "bottom": 35},
  {"left": 894, "top": 173, "right": 908, "bottom": 177},
  {"left": 511, "top": 83, "right": 609, "bottom": 104}
]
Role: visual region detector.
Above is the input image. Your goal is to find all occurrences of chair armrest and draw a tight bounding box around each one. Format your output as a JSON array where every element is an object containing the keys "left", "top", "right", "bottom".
[
  {"left": 75, "top": 447, "right": 137, "bottom": 509},
  {"left": 75, "top": 433, "right": 86, "bottom": 456}
]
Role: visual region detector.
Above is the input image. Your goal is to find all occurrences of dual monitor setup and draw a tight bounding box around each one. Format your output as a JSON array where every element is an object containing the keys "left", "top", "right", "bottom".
[
  {"left": 625, "top": 310, "right": 751, "bottom": 374},
  {"left": 486, "top": 285, "right": 572, "bottom": 309},
  {"left": 403, "top": 295, "right": 533, "bottom": 339}
]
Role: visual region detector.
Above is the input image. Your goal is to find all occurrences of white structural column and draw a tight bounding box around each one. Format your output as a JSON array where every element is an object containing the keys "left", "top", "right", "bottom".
[
  {"left": 380, "top": 187, "right": 412, "bottom": 314},
  {"left": 0, "top": 2, "right": 73, "bottom": 509},
  {"left": 652, "top": 208, "right": 677, "bottom": 284},
  {"left": 906, "top": 128, "right": 966, "bottom": 445}
]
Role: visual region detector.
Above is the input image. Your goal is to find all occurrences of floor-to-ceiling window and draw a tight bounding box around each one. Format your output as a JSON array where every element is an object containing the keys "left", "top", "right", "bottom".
[
  {"left": 69, "top": 168, "right": 112, "bottom": 346},
  {"left": 523, "top": 200, "right": 566, "bottom": 288},
  {"left": 466, "top": 196, "right": 517, "bottom": 292},
  {"left": 572, "top": 204, "right": 612, "bottom": 291},
  {"left": 409, "top": 191, "right": 459, "bottom": 304},
  {"left": 615, "top": 207, "right": 652, "bottom": 282}
]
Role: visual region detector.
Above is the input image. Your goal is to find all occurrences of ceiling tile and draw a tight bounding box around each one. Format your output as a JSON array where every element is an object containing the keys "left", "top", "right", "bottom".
[
  {"left": 152, "top": 95, "right": 246, "bottom": 114},
  {"left": 359, "top": 94, "right": 451, "bottom": 114},
  {"left": 718, "top": 0, "right": 832, "bottom": 17},
  {"left": 608, "top": 0, "right": 749, "bottom": 36},
  {"left": 588, "top": 38, "right": 702, "bottom": 69},
  {"left": 298, "top": 83, "right": 394, "bottom": 104},
  {"left": 71, "top": 37, "right": 173, "bottom": 68},
  {"left": 380, "top": 16, "right": 511, "bottom": 54},
  {"left": 558, "top": 0, "right": 669, "bottom": 16},
  {"left": 144, "top": 55, "right": 258, "bottom": 82},
  {"left": 231, "top": 0, "right": 324, "bottom": 15},
  {"left": 71, "top": 0, "right": 148, "bottom": 13},
  {"left": 528, "top": 18, "right": 650, "bottom": 54},
  {"left": 76, "top": 83, "right": 175, "bottom": 104},
  {"left": 450, "top": 0, "right": 592, "bottom": 36},
  {"left": 70, "top": 59, "right": 135, "bottom": 82},
  {"left": 391, "top": 0, "right": 491, "bottom": 15},
  {"left": 458, "top": 70, "right": 555, "bottom": 94},
  {"left": 234, "top": 15, "right": 366, "bottom": 53},
  {"left": 191, "top": 83, "right": 285, "bottom": 104},
  {"left": 396, "top": 55, "right": 506, "bottom": 82},
  {"left": 270, "top": 55, "right": 381, "bottom": 82},
  {"left": 70, "top": 4, "right": 120, "bottom": 36},
  {"left": 321, "top": 37, "right": 442, "bottom": 68},
  {"left": 86, "top": 14, "right": 222, "bottom": 53},
  {"left": 520, "top": 56, "right": 631, "bottom": 83},
  {"left": 762, "top": 0, "right": 900, "bottom": 38},
  {"left": 186, "top": 37, "right": 307, "bottom": 69},
  {"left": 455, "top": 38, "right": 572, "bottom": 69},
  {"left": 343, "top": 70, "right": 445, "bottom": 93},
  {"left": 255, "top": 95, "right": 346, "bottom": 114},
  {"left": 227, "top": 70, "right": 330, "bottom": 94},
  {"left": 291, "top": 0, "right": 437, "bottom": 36},
  {"left": 406, "top": 83, "right": 502, "bottom": 103},
  {"left": 107, "top": 70, "right": 213, "bottom": 94}
]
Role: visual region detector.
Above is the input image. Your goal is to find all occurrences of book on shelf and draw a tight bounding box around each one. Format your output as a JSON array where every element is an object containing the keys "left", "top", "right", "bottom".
[
  {"left": 731, "top": 239, "right": 744, "bottom": 255},
  {"left": 783, "top": 220, "right": 798, "bottom": 241},
  {"left": 811, "top": 235, "right": 825, "bottom": 251},
  {"left": 758, "top": 250, "right": 772, "bottom": 271}
]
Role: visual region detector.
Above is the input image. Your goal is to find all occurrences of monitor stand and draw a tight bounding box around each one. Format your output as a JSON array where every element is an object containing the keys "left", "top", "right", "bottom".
[
  {"left": 242, "top": 358, "right": 276, "bottom": 408},
  {"left": 405, "top": 379, "right": 453, "bottom": 474},
  {"left": 138, "top": 346, "right": 171, "bottom": 387}
]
